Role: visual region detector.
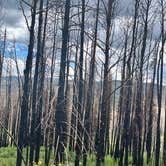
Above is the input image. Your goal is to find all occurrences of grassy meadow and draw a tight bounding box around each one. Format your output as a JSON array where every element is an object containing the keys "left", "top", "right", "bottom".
[{"left": 0, "top": 147, "right": 163, "bottom": 166}]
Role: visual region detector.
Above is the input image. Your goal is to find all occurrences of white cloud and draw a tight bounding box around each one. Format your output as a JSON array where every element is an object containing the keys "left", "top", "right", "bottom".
[
  {"left": 2, "top": 57, "right": 25, "bottom": 77},
  {"left": 5, "top": 17, "right": 29, "bottom": 42}
]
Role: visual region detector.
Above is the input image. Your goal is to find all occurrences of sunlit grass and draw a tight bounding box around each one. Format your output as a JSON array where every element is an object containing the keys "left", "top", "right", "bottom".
[{"left": 0, "top": 147, "right": 163, "bottom": 166}]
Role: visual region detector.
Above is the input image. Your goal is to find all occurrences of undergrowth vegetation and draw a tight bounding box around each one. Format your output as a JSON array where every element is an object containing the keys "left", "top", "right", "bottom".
[{"left": 0, "top": 147, "right": 163, "bottom": 166}]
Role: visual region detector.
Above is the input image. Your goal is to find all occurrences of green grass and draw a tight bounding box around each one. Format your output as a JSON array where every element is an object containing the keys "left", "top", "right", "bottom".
[
  {"left": 0, "top": 147, "right": 16, "bottom": 166},
  {"left": 0, "top": 147, "right": 163, "bottom": 166},
  {"left": 0, "top": 147, "right": 115, "bottom": 166}
]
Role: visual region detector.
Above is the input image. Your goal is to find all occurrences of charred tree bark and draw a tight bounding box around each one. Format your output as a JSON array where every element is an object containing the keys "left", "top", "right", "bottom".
[
  {"left": 75, "top": 0, "right": 85, "bottom": 165},
  {"left": 96, "top": 1, "right": 114, "bottom": 165},
  {"left": 119, "top": 1, "right": 140, "bottom": 165},
  {"left": 133, "top": 1, "right": 150, "bottom": 165},
  {"left": 16, "top": 1, "right": 38, "bottom": 165},
  {"left": 54, "top": 0, "right": 70, "bottom": 164},
  {"left": 146, "top": 42, "right": 158, "bottom": 164},
  {"left": 156, "top": 1, "right": 165, "bottom": 165},
  {"left": 45, "top": 4, "right": 57, "bottom": 166},
  {"left": 69, "top": 39, "right": 79, "bottom": 152},
  {"left": 35, "top": 0, "right": 48, "bottom": 163},
  {"left": 83, "top": 0, "right": 99, "bottom": 165},
  {"left": 29, "top": 0, "right": 44, "bottom": 164}
]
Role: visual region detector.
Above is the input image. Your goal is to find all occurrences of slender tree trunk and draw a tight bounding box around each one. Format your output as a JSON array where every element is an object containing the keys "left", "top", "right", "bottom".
[
  {"left": 69, "top": 40, "right": 79, "bottom": 152},
  {"left": 163, "top": 95, "right": 166, "bottom": 165},
  {"left": 96, "top": 1, "right": 114, "bottom": 165},
  {"left": 45, "top": 6, "right": 57, "bottom": 166},
  {"left": 133, "top": 1, "right": 150, "bottom": 164},
  {"left": 75, "top": 0, "right": 85, "bottom": 165},
  {"left": 146, "top": 42, "right": 158, "bottom": 164},
  {"left": 16, "top": 1, "right": 38, "bottom": 165},
  {"left": 29, "top": 0, "right": 44, "bottom": 164},
  {"left": 156, "top": 1, "right": 165, "bottom": 165},
  {"left": 35, "top": 0, "right": 48, "bottom": 163},
  {"left": 54, "top": 0, "right": 70, "bottom": 164},
  {"left": 83, "top": 0, "right": 99, "bottom": 165}
]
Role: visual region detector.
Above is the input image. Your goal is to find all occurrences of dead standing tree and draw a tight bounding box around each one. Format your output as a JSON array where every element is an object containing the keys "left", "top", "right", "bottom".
[
  {"left": 96, "top": 0, "right": 115, "bottom": 165},
  {"left": 16, "top": 1, "right": 38, "bottom": 166},
  {"left": 54, "top": 0, "right": 71, "bottom": 165},
  {"left": 133, "top": 0, "right": 151, "bottom": 165},
  {"left": 156, "top": 0, "right": 166, "bottom": 165},
  {"left": 83, "top": 0, "right": 100, "bottom": 165},
  {"left": 75, "top": 0, "right": 85, "bottom": 165}
]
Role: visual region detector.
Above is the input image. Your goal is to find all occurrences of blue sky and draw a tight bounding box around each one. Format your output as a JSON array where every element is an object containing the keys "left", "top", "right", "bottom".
[{"left": 2, "top": 42, "right": 28, "bottom": 60}]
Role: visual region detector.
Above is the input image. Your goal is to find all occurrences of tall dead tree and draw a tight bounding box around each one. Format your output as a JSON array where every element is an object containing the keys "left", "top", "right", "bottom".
[
  {"left": 83, "top": 0, "right": 100, "bottom": 165},
  {"left": 118, "top": 1, "right": 140, "bottom": 165},
  {"left": 146, "top": 41, "right": 159, "bottom": 164},
  {"left": 45, "top": 5, "right": 58, "bottom": 166},
  {"left": 133, "top": 0, "right": 151, "bottom": 165},
  {"left": 96, "top": 0, "right": 114, "bottom": 165},
  {"left": 69, "top": 34, "right": 79, "bottom": 152},
  {"left": 118, "top": 26, "right": 130, "bottom": 166},
  {"left": 29, "top": 0, "right": 44, "bottom": 165},
  {"left": 34, "top": 0, "right": 49, "bottom": 163},
  {"left": 16, "top": 1, "right": 38, "bottom": 166},
  {"left": 54, "top": 0, "right": 70, "bottom": 164},
  {"left": 156, "top": 1, "right": 165, "bottom": 165},
  {"left": 75, "top": 0, "right": 85, "bottom": 165}
]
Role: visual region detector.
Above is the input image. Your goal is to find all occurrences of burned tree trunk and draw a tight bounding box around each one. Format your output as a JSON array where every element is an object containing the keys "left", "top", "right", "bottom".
[
  {"left": 29, "top": 0, "right": 44, "bottom": 164},
  {"left": 133, "top": 0, "right": 150, "bottom": 164},
  {"left": 54, "top": 0, "right": 70, "bottom": 164},
  {"left": 16, "top": 1, "right": 38, "bottom": 166},
  {"left": 156, "top": 1, "right": 165, "bottom": 165},
  {"left": 35, "top": 0, "right": 49, "bottom": 163},
  {"left": 96, "top": 0, "right": 114, "bottom": 165},
  {"left": 83, "top": 0, "right": 99, "bottom": 165},
  {"left": 75, "top": 0, "right": 85, "bottom": 165},
  {"left": 146, "top": 42, "right": 158, "bottom": 164}
]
